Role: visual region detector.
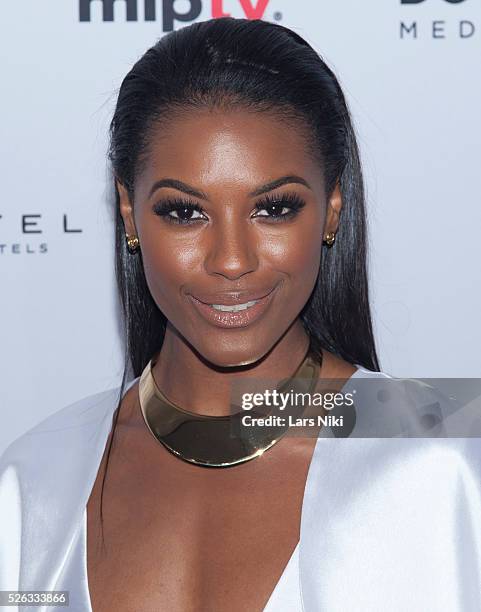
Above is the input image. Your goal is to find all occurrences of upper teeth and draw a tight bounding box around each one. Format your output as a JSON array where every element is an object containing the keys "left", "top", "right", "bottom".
[{"left": 211, "top": 300, "right": 258, "bottom": 312}]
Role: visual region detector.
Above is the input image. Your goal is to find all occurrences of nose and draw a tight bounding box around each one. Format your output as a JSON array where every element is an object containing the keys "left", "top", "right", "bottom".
[{"left": 203, "top": 216, "right": 259, "bottom": 280}]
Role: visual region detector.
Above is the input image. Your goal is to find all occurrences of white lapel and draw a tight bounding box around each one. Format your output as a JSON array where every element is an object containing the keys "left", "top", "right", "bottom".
[{"left": 0, "top": 382, "right": 136, "bottom": 602}]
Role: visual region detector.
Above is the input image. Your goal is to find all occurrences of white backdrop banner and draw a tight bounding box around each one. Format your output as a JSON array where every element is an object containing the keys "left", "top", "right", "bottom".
[{"left": 1, "top": 0, "right": 480, "bottom": 453}]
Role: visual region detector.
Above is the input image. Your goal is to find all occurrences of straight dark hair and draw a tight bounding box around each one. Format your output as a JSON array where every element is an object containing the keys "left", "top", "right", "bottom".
[{"left": 98, "top": 17, "right": 380, "bottom": 541}]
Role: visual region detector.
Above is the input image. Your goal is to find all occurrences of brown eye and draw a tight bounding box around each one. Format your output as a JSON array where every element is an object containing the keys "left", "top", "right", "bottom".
[
  {"left": 153, "top": 199, "right": 207, "bottom": 225},
  {"left": 252, "top": 193, "right": 306, "bottom": 222},
  {"left": 255, "top": 203, "right": 292, "bottom": 218}
]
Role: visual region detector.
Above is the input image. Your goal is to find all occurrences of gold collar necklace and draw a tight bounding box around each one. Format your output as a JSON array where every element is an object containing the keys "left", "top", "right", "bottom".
[{"left": 138, "top": 341, "right": 321, "bottom": 468}]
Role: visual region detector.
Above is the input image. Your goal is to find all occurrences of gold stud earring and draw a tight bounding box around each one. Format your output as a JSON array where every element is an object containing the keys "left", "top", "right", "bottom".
[
  {"left": 324, "top": 232, "right": 336, "bottom": 247},
  {"left": 126, "top": 234, "right": 140, "bottom": 254}
]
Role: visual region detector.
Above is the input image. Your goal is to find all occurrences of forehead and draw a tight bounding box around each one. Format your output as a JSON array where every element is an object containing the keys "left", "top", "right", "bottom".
[{"left": 136, "top": 109, "right": 324, "bottom": 198}]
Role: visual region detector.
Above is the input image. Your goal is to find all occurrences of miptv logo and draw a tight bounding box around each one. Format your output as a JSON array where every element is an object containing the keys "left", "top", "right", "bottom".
[{"left": 79, "top": 0, "right": 277, "bottom": 30}]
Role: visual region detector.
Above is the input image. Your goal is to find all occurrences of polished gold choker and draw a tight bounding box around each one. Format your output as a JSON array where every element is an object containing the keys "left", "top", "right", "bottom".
[{"left": 138, "top": 343, "right": 321, "bottom": 468}]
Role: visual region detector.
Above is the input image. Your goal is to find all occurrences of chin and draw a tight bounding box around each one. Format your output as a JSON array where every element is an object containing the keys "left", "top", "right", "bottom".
[{"left": 197, "top": 335, "right": 272, "bottom": 369}]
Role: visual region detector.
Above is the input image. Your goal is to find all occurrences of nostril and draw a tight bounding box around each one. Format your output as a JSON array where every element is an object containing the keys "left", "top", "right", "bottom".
[{"left": 203, "top": 244, "right": 259, "bottom": 279}]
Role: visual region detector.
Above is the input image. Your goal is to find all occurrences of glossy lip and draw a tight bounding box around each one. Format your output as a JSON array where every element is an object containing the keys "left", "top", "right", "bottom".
[
  {"left": 188, "top": 284, "right": 280, "bottom": 329},
  {"left": 190, "top": 287, "right": 276, "bottom": 306}
]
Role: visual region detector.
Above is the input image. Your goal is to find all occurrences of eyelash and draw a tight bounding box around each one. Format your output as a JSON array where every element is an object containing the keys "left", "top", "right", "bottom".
[{"left": 152, "top": 192, "right": 307, "bottom": 226}]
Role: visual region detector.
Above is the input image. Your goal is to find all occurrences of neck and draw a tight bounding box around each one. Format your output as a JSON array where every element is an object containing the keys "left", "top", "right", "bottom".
[{"left": 150, "top": 320, "right": 311, "bottom": 417}]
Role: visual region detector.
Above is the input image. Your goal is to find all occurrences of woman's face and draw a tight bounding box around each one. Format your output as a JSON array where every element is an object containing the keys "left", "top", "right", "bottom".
[{"left": 118, "top": 109, "right": 341, "bottom": 367}]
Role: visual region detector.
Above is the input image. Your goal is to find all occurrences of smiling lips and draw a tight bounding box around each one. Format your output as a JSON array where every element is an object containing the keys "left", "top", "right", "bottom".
[{"left": 188, "top": 286, "right": 278, "bottom": 328}]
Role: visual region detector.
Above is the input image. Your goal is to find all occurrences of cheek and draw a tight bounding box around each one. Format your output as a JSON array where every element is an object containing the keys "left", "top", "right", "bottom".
[
  {"left": 138, "top": 227, "right": 200, "bottom": 313},
  {"left": 265, "top": 218, "right": 323, "bottom": 289}
]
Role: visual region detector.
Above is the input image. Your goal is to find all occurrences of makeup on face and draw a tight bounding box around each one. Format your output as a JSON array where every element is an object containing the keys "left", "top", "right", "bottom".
[{"left": 125, "top": 110, "right": 327, "bottom": 366}]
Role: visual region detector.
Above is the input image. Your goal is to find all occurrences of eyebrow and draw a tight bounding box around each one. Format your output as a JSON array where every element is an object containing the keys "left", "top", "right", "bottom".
[{"left": 148, "top": 175, "right": 312, "bottom": 200}]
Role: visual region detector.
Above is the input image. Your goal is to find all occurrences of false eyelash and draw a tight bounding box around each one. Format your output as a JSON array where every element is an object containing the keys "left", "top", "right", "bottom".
[
  {"left": 152, "top": 191, "right": 307, "bottom": 225},
  {"left": 152, "top": 198, "right": 205, "bottom": 225},
  {"left": 254, "top": 192, "right": 306, "bottom": 221}
]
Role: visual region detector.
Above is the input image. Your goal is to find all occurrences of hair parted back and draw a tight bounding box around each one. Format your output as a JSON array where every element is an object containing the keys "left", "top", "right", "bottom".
[{"left": 100, "top": 17, "right": 380, "bottom": 540}]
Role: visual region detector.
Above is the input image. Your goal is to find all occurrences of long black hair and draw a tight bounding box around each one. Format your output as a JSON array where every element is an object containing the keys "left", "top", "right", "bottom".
[{"left": 99, "top": 16, "right": 380, "bottom": 539}]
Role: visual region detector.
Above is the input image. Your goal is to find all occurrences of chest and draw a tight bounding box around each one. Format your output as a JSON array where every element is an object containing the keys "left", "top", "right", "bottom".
[{"left": 86, "top": 430, "right": 317, "bottom": 612}]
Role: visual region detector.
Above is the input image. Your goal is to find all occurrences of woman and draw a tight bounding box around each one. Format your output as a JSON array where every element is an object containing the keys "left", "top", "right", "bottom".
[{"left": 2, "top": 16, "right": 481, "bottom": 612}]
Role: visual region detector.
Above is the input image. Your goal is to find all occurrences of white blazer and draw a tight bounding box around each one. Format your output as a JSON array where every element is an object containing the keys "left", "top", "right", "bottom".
[{"left": 2, "top": 367, "right": 481, "bottom": 611}]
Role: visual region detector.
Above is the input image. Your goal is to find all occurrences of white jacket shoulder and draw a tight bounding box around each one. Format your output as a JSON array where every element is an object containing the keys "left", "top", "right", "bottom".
[{"left": 0, "top": 386, "right": 120, "bottom": 473}]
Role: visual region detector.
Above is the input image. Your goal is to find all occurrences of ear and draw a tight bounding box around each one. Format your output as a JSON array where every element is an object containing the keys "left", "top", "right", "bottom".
[
  {"left": 323, "top": 181, "right": 343, "bottom": 239},
  {"left": 116, "top": 179, "right": 138, "bottom": 236}
]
